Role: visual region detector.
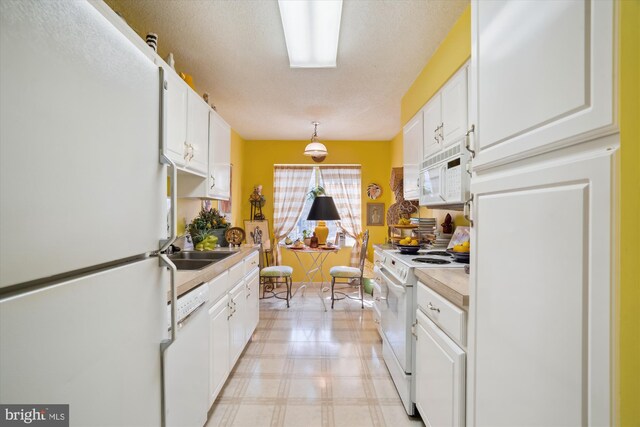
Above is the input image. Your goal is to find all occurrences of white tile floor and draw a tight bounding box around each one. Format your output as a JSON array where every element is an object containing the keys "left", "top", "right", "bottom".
[{"left": 206, "top": 284, "right": 425, "bottom": 427}]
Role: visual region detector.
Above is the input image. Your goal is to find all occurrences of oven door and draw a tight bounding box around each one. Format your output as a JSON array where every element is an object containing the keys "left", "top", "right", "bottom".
[{"left": 377, "top": 266, "right": 413, "bottom": 373}]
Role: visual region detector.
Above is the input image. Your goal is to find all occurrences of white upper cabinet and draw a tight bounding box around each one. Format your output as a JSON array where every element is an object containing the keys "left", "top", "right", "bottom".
[
  {"left": 403, "top": 113, "right": 423, "bottom": 200},
  {"left": 441, "top": 68, "right": 468, "bottom": 147},
  {"left": 208, "top": 110, "right": 232, "bottom": 200},
  {"left": 470, "top": 0, "right": 616, "bottom": 170},
  {"left": 186, "top": 90, "right": 209, "bottom": 176},
  {"left": 423, "top": 65, "right": 469, "bottom": 160},
  {"left": 422, "top": 98, "right": 442, "bottom": 159},
  {"left": 163, "top": 64, "right": 208, "bottom": 176},
  {"left": 163, "top": 66, "right": 189, "bottom": 168}
]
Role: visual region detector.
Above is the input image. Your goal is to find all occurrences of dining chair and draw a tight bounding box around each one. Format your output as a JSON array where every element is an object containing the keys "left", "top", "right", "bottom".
[
  {"left": 328, "top": 230, "right": 370, "bottom": 309},
  {"left": 259, "top": 240, "right": 293, "bottom": 308}
]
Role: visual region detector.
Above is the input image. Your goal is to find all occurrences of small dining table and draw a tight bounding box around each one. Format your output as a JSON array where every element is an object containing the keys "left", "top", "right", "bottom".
[{"left": 283, "top": 245, "right": 340, "bottom": 311}]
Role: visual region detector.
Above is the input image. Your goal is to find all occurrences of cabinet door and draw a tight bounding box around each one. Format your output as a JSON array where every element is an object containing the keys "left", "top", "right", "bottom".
[
  {"left": 164, "top": 68, "right": 188, "bottom": 167},
  {"left": 468, "top": 146, "right": 615, "bottom": 426},
  {"left": 244, "top": 268, "right": 260, "bottom": 341},
  {"left": 415, "top": 311, "right": 465, "bottom": 427},
  {"left": 422, "top": 97, "right": 442, "bottom": 159},
  {"left": 470, "top": 0, "right": 616, "bottom": 169},
  {"left": 208, "top": 111, "right": 231, "bottom": 199},
  {"left": 441, "top": 67, "right": 467, "bottom": 148},
  {"left": 186, "top": 91, "right": 209, "bottom": 175},
  {"left": 402, "top": 113, "right": 423, "bottom": 200},
  {"left": 208, "top": 295, "right": 230, "bottom": 406},
  {"left": 228, "top": 280, "right": 246, "bottom": 367}
]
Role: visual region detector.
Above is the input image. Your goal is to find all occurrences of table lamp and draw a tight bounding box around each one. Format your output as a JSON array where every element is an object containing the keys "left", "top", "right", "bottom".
[{"left": 306, "top": 195, "right": 340, "bottom": 245}]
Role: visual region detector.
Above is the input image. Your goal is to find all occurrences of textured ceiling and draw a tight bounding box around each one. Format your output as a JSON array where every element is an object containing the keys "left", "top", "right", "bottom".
[{"left": 105, "top": 0, "right": 468, "bottom": 141}]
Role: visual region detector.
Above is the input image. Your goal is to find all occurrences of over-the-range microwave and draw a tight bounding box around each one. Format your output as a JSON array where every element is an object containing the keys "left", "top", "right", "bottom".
[{"left": 419, "top": 138, "right": 470, "bottom": 207}]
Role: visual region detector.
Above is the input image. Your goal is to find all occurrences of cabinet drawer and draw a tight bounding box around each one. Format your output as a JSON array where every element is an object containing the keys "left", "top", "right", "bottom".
[
  {"left": 244, "top": 252, "right": 259, "bottom": 275},
  {"left": 208, "top": 271, "right": 229, "bottom": 306},
  {"left": 417, "top": 281, "right": 466, "bottom": 346},
  {"left": 228, "top": 262, "right": 244, "bottom": 286}
]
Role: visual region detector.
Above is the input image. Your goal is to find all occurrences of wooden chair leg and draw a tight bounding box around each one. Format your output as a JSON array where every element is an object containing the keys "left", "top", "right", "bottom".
[{"left": 331, "top": 277, "right": 336, "bottom": 309}]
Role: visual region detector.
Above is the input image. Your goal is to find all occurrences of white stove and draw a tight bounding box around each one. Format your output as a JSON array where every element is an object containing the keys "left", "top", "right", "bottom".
[
  {"left": 373, "top": 248, "right": 465, "bottom": 415},
  {"left": 381, "top": 249, "right": 465, "bottom": 283}
]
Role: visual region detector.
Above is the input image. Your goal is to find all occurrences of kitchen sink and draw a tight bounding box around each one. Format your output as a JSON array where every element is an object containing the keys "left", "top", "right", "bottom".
[
  {"left": 169, "top": 259, "right": 215, "bottom": 270},
  {"left": 169, "top": 251, "right": 234, "bottom": 261},
  {"left": 168, "top": 251, "right": 234, "bottom": 270}
]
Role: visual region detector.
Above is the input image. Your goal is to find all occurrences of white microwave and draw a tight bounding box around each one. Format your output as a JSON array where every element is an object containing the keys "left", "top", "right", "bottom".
[{"left": 419, "top": 139, "right": 470, "bottom": 207}]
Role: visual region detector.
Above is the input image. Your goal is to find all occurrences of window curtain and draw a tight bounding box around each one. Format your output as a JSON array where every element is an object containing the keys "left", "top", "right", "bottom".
[
  {"left": 272, "top": 166, "right": 314, "bottom": 265},
  {"left": 319, "top": 166, "right": 363, "bottom": 266}
]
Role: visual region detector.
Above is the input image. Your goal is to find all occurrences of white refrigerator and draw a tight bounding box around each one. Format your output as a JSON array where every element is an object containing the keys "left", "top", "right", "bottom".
[{"left": 0, "top": 1, "right": 175, "bottom": 425}]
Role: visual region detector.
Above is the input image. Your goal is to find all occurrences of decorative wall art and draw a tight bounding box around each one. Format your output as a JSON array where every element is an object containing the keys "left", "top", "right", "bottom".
[
  {"left": 366, "top": 203, "right": 385, "bottom": 226},
  {"left": 366, "top": 183, "right": 382, "bottom": 200},
  {"left": 244, "top": 220, "right": 270, "bottom": 245}
]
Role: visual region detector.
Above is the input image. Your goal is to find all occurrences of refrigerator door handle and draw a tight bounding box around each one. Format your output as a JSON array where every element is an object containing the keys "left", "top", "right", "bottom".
[
  {"left": 159, "top": 253, "right": 177, "bottom": 427},
  {"left": 158, "top": 67, "right": 177, "bottom": 253}
]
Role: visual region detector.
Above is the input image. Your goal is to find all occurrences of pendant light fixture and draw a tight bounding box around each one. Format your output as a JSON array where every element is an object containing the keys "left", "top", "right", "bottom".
[{"left": 304, "top": 122, "right": 328, "bottom": 163}]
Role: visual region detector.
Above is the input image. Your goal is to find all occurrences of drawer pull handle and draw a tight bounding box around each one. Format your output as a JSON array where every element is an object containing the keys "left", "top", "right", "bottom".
[{"left": 428, "top": 302, "right": 440, "bottom": 313}]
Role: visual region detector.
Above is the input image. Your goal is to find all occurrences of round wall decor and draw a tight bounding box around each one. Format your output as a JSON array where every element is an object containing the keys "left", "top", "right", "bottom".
[
  {"left": 367, "top": 183, "right": 382, "bottom": 200},
  {"left": 225, "top": 227, "right": 246, "bottom": 246}
]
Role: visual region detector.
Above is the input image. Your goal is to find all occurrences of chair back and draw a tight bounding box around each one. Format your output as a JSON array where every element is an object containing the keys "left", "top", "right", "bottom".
[
  {"left": 357, "top": 230, "right": 370, "bottom": 272},
  {"left": 259, "top": 239, "right": 273, "bottom": 269}
]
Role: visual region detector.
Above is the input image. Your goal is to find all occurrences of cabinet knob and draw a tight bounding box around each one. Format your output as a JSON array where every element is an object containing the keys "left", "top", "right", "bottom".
[{"left": 427, "top": 302, "right": 440, "bottom": 313}]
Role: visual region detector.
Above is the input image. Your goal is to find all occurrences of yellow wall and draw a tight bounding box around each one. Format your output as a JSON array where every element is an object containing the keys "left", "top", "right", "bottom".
[
  {"left": 240, "top": 140, "right": 391, "bottom": 281},
  {"left": 401, "top": 5, "right": 471, "bottom": 126},
  {"left": 390, "top": 132, "right": 404, "bottom": 168},
  {"left": 618, "top": 0, "right": 639, "bottom": 424}
]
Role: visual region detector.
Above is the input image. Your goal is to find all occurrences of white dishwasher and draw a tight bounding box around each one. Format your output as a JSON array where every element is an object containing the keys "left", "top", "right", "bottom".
[{"left": 165, "top": 283, "right": 209, "bottom": 427}]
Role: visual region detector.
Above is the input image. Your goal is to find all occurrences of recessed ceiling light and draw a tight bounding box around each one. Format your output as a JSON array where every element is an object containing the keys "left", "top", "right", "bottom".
[{"left": 277, "top": 0, "right": 343, "bottom": 68}]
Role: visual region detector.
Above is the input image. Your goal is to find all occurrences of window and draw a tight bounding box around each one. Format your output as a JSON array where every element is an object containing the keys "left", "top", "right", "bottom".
[{"left": 273, "top": 165, "right": 361, "bottom": 247}]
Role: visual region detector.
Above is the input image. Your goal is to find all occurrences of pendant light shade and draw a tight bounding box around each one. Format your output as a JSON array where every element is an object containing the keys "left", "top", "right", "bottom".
[{"left": 304, "top": 122, "right": 327, "bottom": 162}]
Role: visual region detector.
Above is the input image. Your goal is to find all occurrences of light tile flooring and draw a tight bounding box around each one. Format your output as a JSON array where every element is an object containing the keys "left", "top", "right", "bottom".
[{"left": 206, "top": 284, "right": 425, "bottom": 427}]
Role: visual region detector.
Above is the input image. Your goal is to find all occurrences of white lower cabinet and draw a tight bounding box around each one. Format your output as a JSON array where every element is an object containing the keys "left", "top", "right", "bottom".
[
  {"left": 203, "top": 251, "right": 261, "bottom": 413},
  {"left": 415, "top": 310, "right": 465, "bottom": 427},
  {"left": 245, "top": 268, "right": 259, "bottom": 341},
  {"left": 208, "top": 294, "right": 230, "bottom": 407},
  {"left": 228, "top": 279, "right": 247, "bottom": 367},
  {"left": 469, "top": 145, "right": 615, "bottom": 426}
]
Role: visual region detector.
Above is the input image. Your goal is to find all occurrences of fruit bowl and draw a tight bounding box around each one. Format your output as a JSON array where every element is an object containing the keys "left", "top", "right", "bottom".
[{"left": 396, "top": 244, "right": 421, "bottom": 254}]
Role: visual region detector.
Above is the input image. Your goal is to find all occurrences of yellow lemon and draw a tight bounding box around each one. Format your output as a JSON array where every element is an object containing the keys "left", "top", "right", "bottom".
[{"left": 462, "top": 241, "right": 470, "bottom": 248}]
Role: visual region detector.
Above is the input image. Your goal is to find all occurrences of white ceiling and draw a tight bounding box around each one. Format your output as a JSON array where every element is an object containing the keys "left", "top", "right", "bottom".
[{"left": 105, "top": 0, "right": 468, "bottom": 141}]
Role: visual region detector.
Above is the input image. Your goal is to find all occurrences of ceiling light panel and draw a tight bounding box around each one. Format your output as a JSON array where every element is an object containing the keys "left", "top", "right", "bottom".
[{"left": 278, "top": 0, "right": 343, "bottom": 68}]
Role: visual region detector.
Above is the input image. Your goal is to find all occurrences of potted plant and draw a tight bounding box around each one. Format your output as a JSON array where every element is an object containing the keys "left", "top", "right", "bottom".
[
  {"left": 302, "top": 229, "right": 312, "bottom": 246},
  {"left": 187, "top": 207, "right": 230, "bottom": 248},
  {"left": 307, "top": 185, "right": 326, "bottom": 200}
]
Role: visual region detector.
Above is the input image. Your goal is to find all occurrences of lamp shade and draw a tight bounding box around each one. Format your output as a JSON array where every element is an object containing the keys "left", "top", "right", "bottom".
[
  {"left": 303, "top": 141, "right": 328, "bottom": 157},
  {"left": 306, "top": 195, "right": 340, "bottom": 221}
]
